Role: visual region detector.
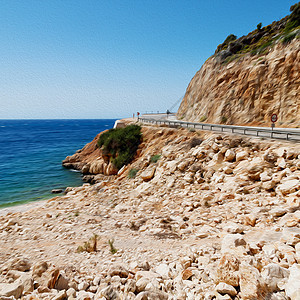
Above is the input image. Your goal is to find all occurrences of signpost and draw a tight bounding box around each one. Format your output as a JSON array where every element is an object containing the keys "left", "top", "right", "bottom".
[{"left": 271, "top": 113, "right": 277, "bottom": 131}]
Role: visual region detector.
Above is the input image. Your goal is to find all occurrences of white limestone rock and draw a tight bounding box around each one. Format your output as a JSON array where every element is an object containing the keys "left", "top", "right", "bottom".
[
  {"left": 261, "top": 263, "right": 289, "bottom": 292},
  {"left": 215, "top": 282, "right": 237, "bottom": 297},
  {"left": 285, "top": 264, "right": 300, "bottom": 300}
]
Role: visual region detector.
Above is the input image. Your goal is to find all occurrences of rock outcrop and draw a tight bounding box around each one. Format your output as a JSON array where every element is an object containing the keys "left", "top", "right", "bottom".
[
  {"left": 177, "top": 3, "right": 300, "bottom": 128},
  {"left": 177, "top": 38, "right": 300, "bottom": 127}
]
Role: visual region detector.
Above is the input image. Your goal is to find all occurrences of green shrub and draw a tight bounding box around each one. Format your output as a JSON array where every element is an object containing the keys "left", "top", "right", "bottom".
[
  {"left": 216, "top": 34, "right": 237, "bottom": 52},
  {"left": 285, "top": 2, "right": 300, "bottom": 32},
  {"left": 199, "top": 115, "right": 207, "bottom": 122},
  {"left": 150, "top": 154, "right": 161, "bottom": 163},
  {"left": 257, "top": 22, "right": 262, "bottom": 30},
  {"left": 220, "top": 116, "right": 228, "bottom": 123},
  {"left": 97, "top": 125, "right": 142, "bottom": 170},
  {"left": 282, "top": 31, "right": 297, "bottom": 44},
  {"left": 76, "top": 234, "right": 98, "bottom": 253},
  {"left": 108, "top": 239, "right": 117, "bottom": 254},
  {"left": 128, "top": 168, "right": 138, "bottom": 178}
]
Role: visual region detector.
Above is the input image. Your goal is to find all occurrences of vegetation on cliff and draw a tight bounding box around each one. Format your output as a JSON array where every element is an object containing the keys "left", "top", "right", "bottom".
[
  {"left": 215, "top": 2, "right": 300, "bottom": 63},
  {"left": 97, "top": 124, "right": 142, "bottom": 170}
]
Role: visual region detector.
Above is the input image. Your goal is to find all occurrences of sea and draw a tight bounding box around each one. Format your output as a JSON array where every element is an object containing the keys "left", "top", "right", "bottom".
[{"left": 0, "top": 119, "right": 117, "bottom": 208}]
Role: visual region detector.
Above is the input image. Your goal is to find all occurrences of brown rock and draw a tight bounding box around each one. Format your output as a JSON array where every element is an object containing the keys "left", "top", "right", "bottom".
[
  {"left": 181, "top": 269, "right": 193, "bottom": 280},
  {"left": 277, "top": 179, "right": 300, "bottom": 195},
  {"left": 140, "top": 167, "right": 156, "bottom": 182},
  {"left": 109, "top": 265, "right": 129, "bottom": 278},
  {"left": 215, "top": 282, "right": 237, "bottom": 297},
  {"left": 0, "top": 282, "right": 24, "bottom": 299},
  {"left": 1, "top": 258, "right": 31, "bottom": 273},
  {"left": 216, "top": 253, "right": 240, "bottom": 287},
  {"left": 224, "top": 150, "right": 235, "bottom": 162},
  {"left": 239, "top": 263, "right": 268, "bottom": 300},
  {"left": 32, "top": 261, "right": 48, "bottom": 278}
]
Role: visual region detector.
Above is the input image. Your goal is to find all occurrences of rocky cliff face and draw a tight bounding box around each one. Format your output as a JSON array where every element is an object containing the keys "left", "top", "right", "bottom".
[{"left": 177, "top": 39, "right": 300, "bottom": 127}]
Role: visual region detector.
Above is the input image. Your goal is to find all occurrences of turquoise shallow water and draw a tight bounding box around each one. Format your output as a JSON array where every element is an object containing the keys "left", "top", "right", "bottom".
[{"left": 0, "top": 119, "right": 116, "bottom": 207}]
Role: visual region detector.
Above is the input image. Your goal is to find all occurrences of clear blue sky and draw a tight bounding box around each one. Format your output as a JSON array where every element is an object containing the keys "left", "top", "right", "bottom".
[{"left": 0, "top": 0, "right": 296, "bottom": 119}]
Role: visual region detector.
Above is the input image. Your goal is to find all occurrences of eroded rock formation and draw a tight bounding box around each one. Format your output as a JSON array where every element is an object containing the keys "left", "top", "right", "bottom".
[{"left": 177, "top": 39, "right": 300, "bottom": 127}]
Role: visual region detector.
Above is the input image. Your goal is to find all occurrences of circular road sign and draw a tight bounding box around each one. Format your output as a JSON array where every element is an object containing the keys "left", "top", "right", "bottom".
[{"left": 271, "top": 114, "right": 278, "bottom": 123}]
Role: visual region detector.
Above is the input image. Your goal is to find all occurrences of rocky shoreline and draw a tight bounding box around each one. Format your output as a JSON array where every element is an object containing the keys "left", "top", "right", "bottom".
[{"left": 1, "top": 121, "right": 300, "bottom": 299}]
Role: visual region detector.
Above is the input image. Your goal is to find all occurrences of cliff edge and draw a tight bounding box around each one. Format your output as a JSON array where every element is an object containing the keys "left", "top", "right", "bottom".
[{"left": 177, "top": 3, "right": 300, "bottom": 127}]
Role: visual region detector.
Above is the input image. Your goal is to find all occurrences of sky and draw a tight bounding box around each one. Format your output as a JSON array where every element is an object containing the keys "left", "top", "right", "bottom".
[{"left": 0, "top": 0, "right": 296, "bottom": 119}]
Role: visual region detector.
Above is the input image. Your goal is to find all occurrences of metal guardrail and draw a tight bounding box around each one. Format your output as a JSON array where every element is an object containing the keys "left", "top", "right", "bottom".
[{"left": 138, "top": 117, "right": 300, "bottom": 142}]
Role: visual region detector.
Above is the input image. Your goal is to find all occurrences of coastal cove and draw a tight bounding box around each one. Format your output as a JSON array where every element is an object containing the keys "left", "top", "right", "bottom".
[{"left": 0, "top": 119, "right": 116, "bottom": 208}]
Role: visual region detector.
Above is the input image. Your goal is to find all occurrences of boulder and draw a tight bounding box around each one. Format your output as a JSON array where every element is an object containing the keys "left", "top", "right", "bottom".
[
  {"left": 140, "top": 167, "right": 156, "bottom": 182},
  {"left": 285, "top": 264, "right": 300, "bottom": 300},
  {"left": 262, "top": 180, "right": 276, "bottom": 190},
  {"left": 135, "top": 291, "right": 168, "bottom": 300},
  {"left": 224, "top": 150, "right": 235, "bottom": 162},
  {"left": 52, "top": 189, "right": 63, "bottom": 194},
  {"left": 124, "top": 279, "right": 136, "bottom": 293},
  {"left": 1, "top": 258, "right": 31, "bottom": 273},
  {"left": 236, "top": 151, "right": 248, "bottom": 162},
  {"left": 270, "top": 208, "right": 287, "bottom": 218},
  {"left": 77, "top": 291, "right": 94, "bottom": 300},
  {"left": 277, "top": 179, "right": 300, "bottom": 195},
  {"left": 224, "top": 222, "right": 244, "bottom": 234},
  {"left": 89, "top": 159, "right": 104, "bottom": 175},
  {"left": 18, "top": 274, "right": 34, "bottom": 294},
  {"left": 135, "top": 271, "right": 161, "bottom": 281},
  {"left": 261, "top": 263, "right": 289, "bottom": 292},
  {"left": 154, "top": 264, "right": 170, "bottom": 279},
  {"left": 0, "top": 282, "right": 24, "bottom": 299},
  {"left": 136, "top": 277, "right": 150, "bottom": 293},
  {"left": 247, "top": 160, "right": 264, "bottom": 181},
  {"left": 239, "top": 263, "right": 267, "bottom": 300},
  {"left": 215, "top": 282, "right": 237, "bottom": 297},
  {"left": 106, "top": 161, "right": 118, "bottom": 175},
  {"left": 181, "top": 268, "right": 193, "bottom": 280},
  {"left": 33, "top": 267, "right": 68, "bottom": 290},
  {"left": 221, "top": 234, "right": 247, "bottom": 253},
  {"left": 109, "top": 264, "right": 129, "bottom": 278},
  {"left": 277, "top": 157, "right": 286, "bottom": 169},
  {"left": 97, "top": 286, "right": 119, "bottom": 299},
  {"left": 32, "top": 261, "right": 48, "bottom": 278},
  {"left": 183, "top": 173, "right": 194, "bottom": 183},
  {"left": 52, "top": 290, "right": 68, "bottom": 300},
  {"left": 216, "top": 253, "right": 240, "bottom": 287}
]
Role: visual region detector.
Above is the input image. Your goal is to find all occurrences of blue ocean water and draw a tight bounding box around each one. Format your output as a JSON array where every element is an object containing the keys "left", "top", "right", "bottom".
[{"left": 0, "top": 119, "right": 116, "bottom": 208}]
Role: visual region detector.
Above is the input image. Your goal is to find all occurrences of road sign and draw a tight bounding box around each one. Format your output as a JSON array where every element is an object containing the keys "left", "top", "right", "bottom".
[{"left": 271, "top": 114, "right": 278, "bottom": 123}]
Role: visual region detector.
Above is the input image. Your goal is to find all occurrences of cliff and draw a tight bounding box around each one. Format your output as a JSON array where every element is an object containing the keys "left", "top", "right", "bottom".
[{"left": 177, "top": 5, "right": 300, "bottom": 127}]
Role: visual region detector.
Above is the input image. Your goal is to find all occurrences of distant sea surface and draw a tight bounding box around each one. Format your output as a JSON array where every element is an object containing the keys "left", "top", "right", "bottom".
[{"left": 0, "top": 119, "right": 117, "bottom": 208}]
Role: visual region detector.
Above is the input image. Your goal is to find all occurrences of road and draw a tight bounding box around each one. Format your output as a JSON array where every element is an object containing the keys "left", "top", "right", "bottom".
[{"left": 139, "top": 113, "right": 300, "bottom": 142}]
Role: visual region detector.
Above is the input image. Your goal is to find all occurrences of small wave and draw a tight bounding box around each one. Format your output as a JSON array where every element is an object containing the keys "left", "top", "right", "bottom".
[
  {"left": 0, "top": 126, "right": 6, "bottom": 128},
  {"left": 69, "top": 169, "right": 81, "bottom": 172}
]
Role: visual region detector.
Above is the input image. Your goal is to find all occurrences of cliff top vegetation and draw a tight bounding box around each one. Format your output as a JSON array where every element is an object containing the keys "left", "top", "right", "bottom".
[
  {"left": 214, "top": 2, "right": 300, "bottom": 63},
  {"left": 97, "top": 124, "right": 142, "bottom": 170}
]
